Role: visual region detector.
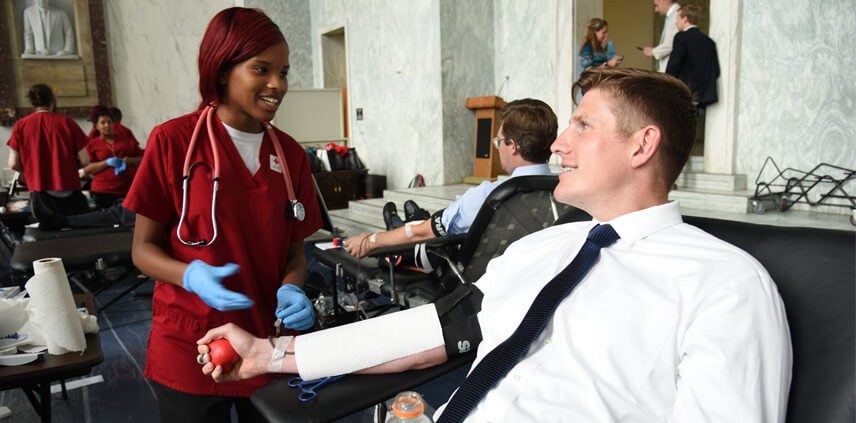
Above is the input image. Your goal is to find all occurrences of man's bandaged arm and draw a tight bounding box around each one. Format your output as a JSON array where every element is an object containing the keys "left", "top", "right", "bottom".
[{"left": 293, "top": 284, "right": 484, "bottom": 380}]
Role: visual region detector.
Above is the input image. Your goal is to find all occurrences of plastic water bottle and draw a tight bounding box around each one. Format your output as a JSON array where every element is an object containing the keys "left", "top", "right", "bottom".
[{"left": 386, "top": 391, "right": 433, "bottom": 422}]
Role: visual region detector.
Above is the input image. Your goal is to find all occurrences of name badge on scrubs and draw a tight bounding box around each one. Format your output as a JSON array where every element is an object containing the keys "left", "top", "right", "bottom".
[{"left": 270, "top": 155, "right": 282, "bottom": 173}]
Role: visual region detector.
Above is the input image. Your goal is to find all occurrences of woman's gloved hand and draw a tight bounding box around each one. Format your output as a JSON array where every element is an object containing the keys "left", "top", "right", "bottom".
[
  {"left": 105, "top": 157, "right": 127, "bottom": 175},
  {"left": 275, "top": 284, "right": 315, "bottom": 330},
  {"left": 183, "top": 260, "right": 254, "bottom": 311}
]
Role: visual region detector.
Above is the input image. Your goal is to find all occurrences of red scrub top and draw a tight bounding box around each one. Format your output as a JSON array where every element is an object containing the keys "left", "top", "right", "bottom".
[
  {"left": 85, "top": 135, "right": 143, "bottom": 195},
  {"left": 6, "top": 111, "right": 87, "bottom": 192},
  {"left": 123, "top": 110, "right": 322, "bottom": 396}
]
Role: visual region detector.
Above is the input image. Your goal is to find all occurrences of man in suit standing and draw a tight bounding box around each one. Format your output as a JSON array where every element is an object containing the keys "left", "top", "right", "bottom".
[
  {"left": 642, "top": 0, "right": 680, "bottom": 72},
  {"left": 22, "top": 0, "right": 76, "bottom": 56},
  {"left": 666, "top": 5, "right": 721, "bottom": 108}
]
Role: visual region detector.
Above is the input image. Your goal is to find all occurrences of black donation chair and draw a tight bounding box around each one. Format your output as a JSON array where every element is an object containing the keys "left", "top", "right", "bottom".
[{"left": 312, "top": 175, "right": 581, "bottom": 313}]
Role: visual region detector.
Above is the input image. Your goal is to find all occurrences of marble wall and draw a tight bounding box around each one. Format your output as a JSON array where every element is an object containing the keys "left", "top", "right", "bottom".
[
  {"left": 493, "top": 1, "right": 554, "bottom": 109},
  {"left": 247, "top": 0, "right": 313, "bottom": 89},
  {"left": 308, "top": 0, "right": 445, "bottom": 189},
  {"left": 736, "top": 0, "right": 856, "bottom": 202},
  {"left": 103, "top": 0, "right": 233, "bottom": 143},
  {"left": 439, "top": 0, "right": 494, "bottom": 183}
]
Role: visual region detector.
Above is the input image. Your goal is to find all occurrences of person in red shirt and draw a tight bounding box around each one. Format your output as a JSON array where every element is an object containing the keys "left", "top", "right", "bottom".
[
  {"left": 123, "top": 7, "right": 322, "bottom": 420},
  {"left": 82, "top": 105, "right": 143, "bottom": 209},
  {"left": 108, "top": 106, "right": 139, "bottom": 144},
  {"left": 6, "top": 84, "right": 90, "bottom": 215}
]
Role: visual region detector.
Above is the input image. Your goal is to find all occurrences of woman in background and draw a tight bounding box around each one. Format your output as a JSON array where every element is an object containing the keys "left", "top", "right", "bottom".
[
  {"left": 579, "top": 18, "right": 622, "bottom": 70},
  {"left": 83, "top": 105, "right": 143, "bottom": 209}
]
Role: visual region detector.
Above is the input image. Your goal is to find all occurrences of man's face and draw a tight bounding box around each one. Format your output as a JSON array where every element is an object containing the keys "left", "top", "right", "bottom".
[
  {"left": 495, "top": 126, "right": 514, "bottom": 174},
  {"left": 551, "top": 89, "right": 635, "bottom": 210},
  {"left": 653, "top": 0, "right": 671, "bottom": 15}
]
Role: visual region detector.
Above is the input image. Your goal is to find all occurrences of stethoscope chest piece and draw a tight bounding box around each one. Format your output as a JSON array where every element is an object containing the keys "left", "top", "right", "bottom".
[{"left": 289, "top": 199, "right": 305, "bottom": 222}]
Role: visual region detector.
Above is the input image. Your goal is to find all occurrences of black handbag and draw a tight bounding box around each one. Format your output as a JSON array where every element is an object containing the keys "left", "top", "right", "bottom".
[
  {"left": 327, "top": 150, "right": 345, "bottom": 171},
  {"left": 344, "top": 148, "right": 364, "bottom": 170}
]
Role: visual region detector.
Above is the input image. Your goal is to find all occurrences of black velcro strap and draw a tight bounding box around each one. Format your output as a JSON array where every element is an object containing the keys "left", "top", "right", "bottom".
[
  {"left": 434, "top": 284, "right": 484, "bottom": 357},
  {"left": 430, "top": 209, "right": 448, "bottom": 237}
]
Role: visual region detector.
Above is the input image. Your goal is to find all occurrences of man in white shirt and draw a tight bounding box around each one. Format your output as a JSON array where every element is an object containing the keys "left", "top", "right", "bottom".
[
  {"left": 22, "top": 0, "right": 76, "bottom": 56},
  {"left": 196, "top": 68, "right": 792, "bottom": 422},
  {"left": 642, "top": 0, "right": 680, "bottom": 72}
]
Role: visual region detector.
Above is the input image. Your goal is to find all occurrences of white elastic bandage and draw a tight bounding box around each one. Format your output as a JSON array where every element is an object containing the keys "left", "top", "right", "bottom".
[
  {"left": 268, "top": 336, "right": 293, "bottom": 373},
  {"left": 295, "top": 304, "right": 444, "bottom": 380},
  {"left": 403, "top": 220, "right": 423, "bottom": 238},
  {"left": 414, "top": 243, "right": 434, "bottom": 273}
]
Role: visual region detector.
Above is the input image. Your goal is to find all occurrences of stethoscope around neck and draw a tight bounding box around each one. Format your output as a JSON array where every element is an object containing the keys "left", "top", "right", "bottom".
[{"left": 176, "top": 104, "right": 305, "bottom": 247}]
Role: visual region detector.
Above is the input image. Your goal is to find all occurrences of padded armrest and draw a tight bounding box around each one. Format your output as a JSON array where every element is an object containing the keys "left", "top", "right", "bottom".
[
  {"left": 251, "top": 352, "right": 475, "bottom": 423},
  {"left": 368, "top": 233, "right": 468, "bottom": 259},
  {"left": 23, "top": 225, "right": 132, "bottom": 242},
  {"left": 10, "top": 231, "right": 133, "bottom": 273}
]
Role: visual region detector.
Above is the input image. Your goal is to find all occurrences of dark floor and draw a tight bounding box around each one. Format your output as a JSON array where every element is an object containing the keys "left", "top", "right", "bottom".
[{"left": 0, "top": 270, "right": 465, "bottom": 422}]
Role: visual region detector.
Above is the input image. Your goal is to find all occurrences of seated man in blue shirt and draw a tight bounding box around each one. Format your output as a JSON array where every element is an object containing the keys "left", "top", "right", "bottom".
[{"left": 343, "top": 98, "right": 557, "bottom": 259}]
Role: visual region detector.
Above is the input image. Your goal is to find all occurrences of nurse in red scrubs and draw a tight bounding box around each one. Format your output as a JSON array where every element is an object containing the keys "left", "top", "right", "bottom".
[
  {"left": 7, "top": 84, "right": 90, "bottom": 215},
  {"left": 83, "top": 105, "right": 143, "bottom": 209},
  {"left": 123, "top": 8, "right": 321, "bottom": 421}
]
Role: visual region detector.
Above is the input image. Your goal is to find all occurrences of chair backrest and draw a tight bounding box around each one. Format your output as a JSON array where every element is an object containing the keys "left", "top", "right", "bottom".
[
  {"left": 684, "top": 216, "right": 855, "bottom": 423},
  {"left": 456, "top": 175, "right": 573, "bottom": 283},
  {"left": 311, "top": 174, "right": 336, "bottom": 235}
]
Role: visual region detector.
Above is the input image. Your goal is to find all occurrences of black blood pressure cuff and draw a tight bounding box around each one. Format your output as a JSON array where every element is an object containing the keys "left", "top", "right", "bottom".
[
  {"left": 434, "top": 283, "right": 484, "bottom": 357},
  {"left": 430, "top": 209, "right": 448, "bottom": 237}
]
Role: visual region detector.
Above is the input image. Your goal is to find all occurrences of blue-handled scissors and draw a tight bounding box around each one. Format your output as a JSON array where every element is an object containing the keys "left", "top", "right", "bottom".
[{"left": 288, "top": 375, "right": 345, "bottom": 402}]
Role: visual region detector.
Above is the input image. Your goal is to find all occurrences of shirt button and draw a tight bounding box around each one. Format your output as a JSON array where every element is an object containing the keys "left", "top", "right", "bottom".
[
  {"left": 514, "top": 374, "right": 522, "bottom": 381},
  {"left": 544, "top": 338, "right": 552, "bottom": 344}
]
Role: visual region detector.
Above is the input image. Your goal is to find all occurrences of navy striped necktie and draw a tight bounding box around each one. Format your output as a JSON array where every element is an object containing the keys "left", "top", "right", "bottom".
[{"left": 437, "top": 224, "right": 620, "bottom": 423}]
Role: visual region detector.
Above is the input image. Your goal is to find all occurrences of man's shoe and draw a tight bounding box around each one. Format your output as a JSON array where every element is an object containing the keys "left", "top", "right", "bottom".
[
  {"left": 404, "top": 200, "right": 431, "bottom": 221},
  {"left": 382, "top": 202, "right": 404, "bottom": 230}
]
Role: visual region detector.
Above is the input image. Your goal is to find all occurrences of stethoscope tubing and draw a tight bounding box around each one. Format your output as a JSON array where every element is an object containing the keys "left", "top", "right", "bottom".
[{"left": 176, "top": 105, "right": 299, "bottom": 247}]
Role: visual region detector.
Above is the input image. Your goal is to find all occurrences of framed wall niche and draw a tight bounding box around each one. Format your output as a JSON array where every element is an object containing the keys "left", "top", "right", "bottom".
[{"left": 0, "top": 0, "right": 111, "bottom": 125}]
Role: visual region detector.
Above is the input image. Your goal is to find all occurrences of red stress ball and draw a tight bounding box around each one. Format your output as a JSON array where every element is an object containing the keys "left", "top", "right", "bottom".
[
  {"left": 332, "top": 237, "right": 343, "bottom": 247},
  {"left": 208, "top": 339, "right": 239, "bottom": 370}
]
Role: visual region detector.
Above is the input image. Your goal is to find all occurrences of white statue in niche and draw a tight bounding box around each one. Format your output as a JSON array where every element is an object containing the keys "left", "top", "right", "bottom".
[{"left": 22, "top": 0, "right": 76, "bottom": 57}]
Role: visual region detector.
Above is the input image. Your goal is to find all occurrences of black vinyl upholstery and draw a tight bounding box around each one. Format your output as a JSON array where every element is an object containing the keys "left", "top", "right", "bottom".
[
  {"left": 684, "top": 216, "right": 855, "bottom": 423},
  {"left": 457, "top": 176, "right": 573, "bottom": 282}
]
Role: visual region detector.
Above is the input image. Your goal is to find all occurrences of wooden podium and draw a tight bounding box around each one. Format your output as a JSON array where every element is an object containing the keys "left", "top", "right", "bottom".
[{"left": 466, "top": 95, "right": 505, "bottom": 181}]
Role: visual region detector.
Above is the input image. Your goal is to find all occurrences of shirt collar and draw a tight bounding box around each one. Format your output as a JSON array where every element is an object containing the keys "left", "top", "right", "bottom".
[
  {"left": 594, "top": 201, "right": 683, "bottom": 245},
  {"left": 510, "top": 163, "right": 551, "bottom": 178}
]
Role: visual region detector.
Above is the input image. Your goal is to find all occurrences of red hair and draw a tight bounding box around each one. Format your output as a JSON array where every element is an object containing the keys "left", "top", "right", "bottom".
[{"left": 197, "top": 7, "right": 286, "bottom": 109}]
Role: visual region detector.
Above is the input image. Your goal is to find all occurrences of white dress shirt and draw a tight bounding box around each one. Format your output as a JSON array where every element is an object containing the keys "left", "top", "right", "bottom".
[
  {"left": 435, "top": 201, "right": 792, "bottom": 422},
  {"left": 653, "top": 3, "right": 681, "bottom": 72}
]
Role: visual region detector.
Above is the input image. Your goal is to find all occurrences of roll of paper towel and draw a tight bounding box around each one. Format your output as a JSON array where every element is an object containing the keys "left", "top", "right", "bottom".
[{"left": 25, "top": 258, "right": 86, "bottom": 354}]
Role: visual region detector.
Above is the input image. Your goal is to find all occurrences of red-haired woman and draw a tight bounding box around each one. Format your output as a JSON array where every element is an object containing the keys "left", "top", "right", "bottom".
[
  {"left": 82, "top": 105, "right": 143, "bottom": 209},
  {"left": 123, "top": 7, "right": 321, "bottom": 419}
]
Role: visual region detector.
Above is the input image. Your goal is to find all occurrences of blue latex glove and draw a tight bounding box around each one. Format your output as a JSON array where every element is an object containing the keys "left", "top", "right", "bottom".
[
  {"left": 275, "top": 284, "right": 315, "bottom": 330},
  {"left": 105, "top": 157, "right": 123, "bottom": 167},
  {"left": 182, "top": 260, "right": 253, "bottom": 311},
  {"left": 114, "top": 160, "right": 127, "bottom": 175},
  {"left": 105, "top": 157, "right": 127, "bottom": 175}
]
